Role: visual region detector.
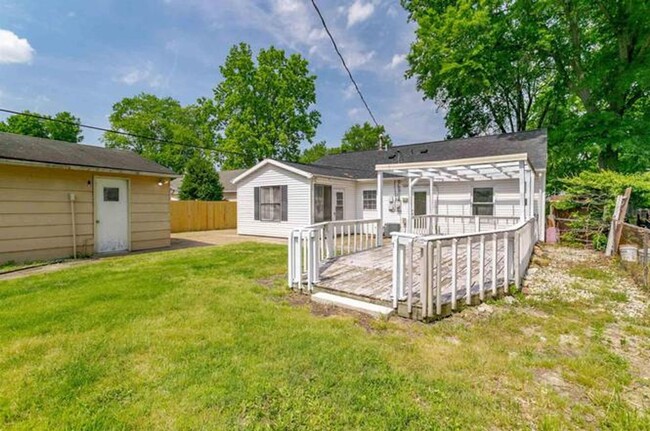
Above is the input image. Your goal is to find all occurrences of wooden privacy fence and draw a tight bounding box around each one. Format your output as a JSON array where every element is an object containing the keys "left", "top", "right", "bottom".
[{"left": 170, "top": 201, "right": 237, "bottom": 233}]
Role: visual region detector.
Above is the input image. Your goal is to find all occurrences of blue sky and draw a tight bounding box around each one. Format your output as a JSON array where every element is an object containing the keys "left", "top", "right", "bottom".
[{"left": 0, "top": 0, "right": 446, "bottom": 150}]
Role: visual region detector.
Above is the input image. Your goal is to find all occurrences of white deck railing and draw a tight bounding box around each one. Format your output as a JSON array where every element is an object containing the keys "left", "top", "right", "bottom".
[
  {"left": 412, "top": 214, "right": 520, "bottom": 236},
  {"left": 288, "top": 218, "right": 381, "bottom": 291},
  {"left": 393, "top": 217, "right": 537, "bottom": 318}
]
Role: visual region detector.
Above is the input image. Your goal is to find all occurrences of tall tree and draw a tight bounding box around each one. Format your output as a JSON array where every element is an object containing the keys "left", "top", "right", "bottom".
[
  {"left": 402, "top": 0, "right": 650, "bottom": 183},
  {"left": 340, "top": 122, "right": 392, "bottom": 152},
  {"left": 179, "top": 155, "right": 223, "bottom": 201},
  {"left": 0, "top": 110, "right": 82, "bottom": 142},
  {"left": 300, "top": 141, "right": 330, "bottom": 164},
  {"left": 102, "top": 93, "right": 213, "bottom": 174},
  {"left": 201, "top": 43, "right": 321, "bottom": 169}
]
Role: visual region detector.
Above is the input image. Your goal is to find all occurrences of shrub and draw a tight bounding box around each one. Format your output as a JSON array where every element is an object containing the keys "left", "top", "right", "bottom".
[{"left": 553, "top": 171, "right": 650, "bottom": 250}]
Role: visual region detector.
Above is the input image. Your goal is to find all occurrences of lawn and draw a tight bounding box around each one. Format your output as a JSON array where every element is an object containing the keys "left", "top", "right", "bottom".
[{"left": 0, "top": 243, "right": 648, "bottom": 430}]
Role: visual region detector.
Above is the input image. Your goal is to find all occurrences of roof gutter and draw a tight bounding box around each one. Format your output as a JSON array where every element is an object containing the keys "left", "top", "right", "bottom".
[{"left": 0, "top": 157, "right": 179, "bottom": 178}]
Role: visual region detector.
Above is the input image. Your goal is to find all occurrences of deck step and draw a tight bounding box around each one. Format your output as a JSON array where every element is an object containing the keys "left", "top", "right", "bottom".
[{"left": 311, "top": 292, "right": 394, "bottom": 318}]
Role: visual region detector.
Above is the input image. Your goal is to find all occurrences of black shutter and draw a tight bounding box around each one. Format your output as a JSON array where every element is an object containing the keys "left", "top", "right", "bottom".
[
  {"left": 254, "top": 187, "right": 260, "bottom": 220},
  {"left": 281, "top": 185, "right": 288, "bottom": 221}
]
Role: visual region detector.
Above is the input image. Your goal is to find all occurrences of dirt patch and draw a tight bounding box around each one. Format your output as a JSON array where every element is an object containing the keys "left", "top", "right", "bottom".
[
  {"left": 534, "top": 368, "right": 587, "bottom": 402},
  {"left": 257, "top": 274, "right": 286, "bottom": 289}
]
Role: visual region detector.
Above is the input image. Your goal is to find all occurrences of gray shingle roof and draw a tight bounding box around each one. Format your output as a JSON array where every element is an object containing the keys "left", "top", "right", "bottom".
[
  {"left": 313, "top": 129, "right": 547, "bottom": 178},
  {"left": 218, "top": 169, "right": 247, "bottom": 192},
  {"left": 282, "top": 161, "right": 377, "bottom": 180},
  {"left": 0, "top": 131, "right": 176, "bottom": 176}
]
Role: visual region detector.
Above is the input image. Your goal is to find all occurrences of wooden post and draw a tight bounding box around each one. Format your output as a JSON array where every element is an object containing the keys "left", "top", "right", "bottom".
[
  {"left": 503, "top": 231, "right": 510, "bottom": 293},
  {"left": 518, "top": 161, "right": 526, "bottom": 222},
  {"left": 377, "top": 171, "right": 384, "bottom": 245},
  {"left": 479, "top": 234, "right": 485, "bottom": 301},
  {"left": 466, "top": 236, "right": 473, "bottom": 305},
  {"left": 436, "top": 241, "right": 442, "bottom": 315},
  {"left": 491, "top": 233, "right": 498, "bottom": 296},
  {"left": 643, "top": 232, "right": 648, "bottom": 287},
  {"left": 529, "top": 170, "right": 535, "bottom": 219},
  {"left": 514, "top": 230, "right": 521, "bottom": 290},
  {"left": 451, "top": 238, "right": 458, "bottom": 309},
  {"left": 419, "top": 244, "right": 429, "bottom": 318},
  {"left": 391, "top": 236, "right": 399, "bottom": 309},
  {"left": 407, "top": 177, "right": 414, "bottom": 233},
  {"left": 612, "top": 187, "right": 632, "bottom": 255}
]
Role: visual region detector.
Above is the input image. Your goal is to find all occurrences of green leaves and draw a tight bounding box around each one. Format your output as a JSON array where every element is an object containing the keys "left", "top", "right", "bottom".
[
  {"left": 179, "top": 155, "right": 223, "bottom": 201},
  {"left": 0, "top": 110, "right": 82, "bottom": 143},
  {"left": 102, "top": 93, "right": 213, "bottom": 174},
  {"left": 340, "top": 122, "right": 392, "bottom": 152},
  {"left": 203, "top": 43, "right": 321, "bottom": 169},
  {"left": 403, "top": 0, "right": 650, "bottom": 186}
]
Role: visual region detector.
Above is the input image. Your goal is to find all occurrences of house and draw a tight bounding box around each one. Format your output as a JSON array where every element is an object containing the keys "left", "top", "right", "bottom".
[
  {"left": 0, "top": 132, "right": 177, "bottom": 264},
  {"left": 234, "top": 129, "right": 547, "bottom": 321},
  {"left": 233, "top": 129, "right": 547, "bottom": 239},
  {"left": 169, "top": 168, "right": 245, "bottom": 201}
]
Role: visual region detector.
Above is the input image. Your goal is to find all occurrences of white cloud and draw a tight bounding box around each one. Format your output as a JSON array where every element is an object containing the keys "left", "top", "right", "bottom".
[
  {"left": 347, "top": 0, "right": 375, "bottom": 27},
  {"left": 117, "top": 61, "right": 163, "bottom": 87},
  {"left": 387, "top": 53, "right": 406, "bottom": 69},
  {"left": 0, "top": 29, "right": 34, "bottom": 64},
  {"left": 342, "top": 83, "right": 357, "bottom": 99},
  {"left": 164, "top": 0, "right": 378, "bottom": 71}
]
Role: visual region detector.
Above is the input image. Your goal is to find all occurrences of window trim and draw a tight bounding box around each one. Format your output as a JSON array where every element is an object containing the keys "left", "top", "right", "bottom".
[
  {"left": 471, "top": 187, "right": 494, "bottom": 216},
  {"left": 259, "top": 185, "right": 283, "bottom": 222},
  {"left": 363, "top": 189, "right": 377, "bottom": 210}
]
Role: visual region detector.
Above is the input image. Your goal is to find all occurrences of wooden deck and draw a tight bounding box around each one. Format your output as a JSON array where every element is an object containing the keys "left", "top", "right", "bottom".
[{"left": 316, "top": 240, "right": 508, "bottom": 307}]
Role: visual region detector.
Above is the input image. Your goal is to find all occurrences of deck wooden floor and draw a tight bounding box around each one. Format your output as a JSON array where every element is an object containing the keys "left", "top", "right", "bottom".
[{"left": 316, "top": 240, "right": 508, "bottom": 306}]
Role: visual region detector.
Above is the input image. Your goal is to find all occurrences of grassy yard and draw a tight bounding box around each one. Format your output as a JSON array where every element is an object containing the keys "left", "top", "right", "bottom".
[{"left": 0, "top": 243, "right": 649, "bottom": 430}]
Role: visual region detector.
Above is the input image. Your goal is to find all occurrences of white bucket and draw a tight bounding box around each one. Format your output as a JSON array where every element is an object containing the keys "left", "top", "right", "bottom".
[{"left": 620, "top": 245, "right": 638, "bottom": 262}]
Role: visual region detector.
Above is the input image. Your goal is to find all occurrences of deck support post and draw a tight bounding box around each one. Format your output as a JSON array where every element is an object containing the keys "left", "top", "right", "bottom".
[
  {"left": 428, "top": 178, "right": 435, "bottom": 234},
  {"left": 377, "top": 171, "right": 384, "bottom": 245},
  {"left": 538, "top": 172, "right": 546, "bottom": 241},
  {"left": 518, "top": 161, "right": 526, "bottom": 222}
]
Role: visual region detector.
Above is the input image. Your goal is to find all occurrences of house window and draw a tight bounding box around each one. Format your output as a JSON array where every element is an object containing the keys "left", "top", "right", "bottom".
[
  {"left": 260, "top": 186, "right": 282, "bottom": 221},
  {"left": 103, "top": 187, "right": 119, "bottom": 202},
  {"left": 472, "top": 187, "right": 494, "bottom": 216},
  {"left": 363, "top": 190, "right": 377, "bottom": 210},
  {"left": 313, "top": 184, "right": 332, "bottom": 223}
]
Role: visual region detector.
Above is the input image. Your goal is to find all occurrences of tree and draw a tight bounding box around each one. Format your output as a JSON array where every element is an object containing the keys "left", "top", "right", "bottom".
[
  {"left": 402, "top": 0, "right": 650, "bottom": 183},
  {"left": 299, "top": 141, "right": 339, "bottom": 164},
  {"left": 340, "top": 122, "right": 392, "bottom": 152},
  {"left": 102, "top": 93, "right": 213, "bottom": 174},
  {"left": 179, "top": 155, "right": 223, "bottom": 201},
  {"left": 0, "top": 110, "right": 82, "bottom": 142},
  {"left": 201, "top": 43, "right": 321, "bottom": 169}
]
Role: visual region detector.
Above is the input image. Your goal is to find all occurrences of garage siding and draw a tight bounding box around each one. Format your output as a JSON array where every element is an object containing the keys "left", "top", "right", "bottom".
[{"left": 0, "top": 164, "right": 170, "bottom": 264}]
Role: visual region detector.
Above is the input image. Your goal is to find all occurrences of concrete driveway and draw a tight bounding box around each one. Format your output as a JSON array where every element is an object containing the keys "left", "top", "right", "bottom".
[{"left": 170, "top": 229, "right": 286, "bottom": 250}]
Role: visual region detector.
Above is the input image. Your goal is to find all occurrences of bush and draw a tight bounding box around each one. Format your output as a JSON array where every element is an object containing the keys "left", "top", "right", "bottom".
[
  {"left": 553, "top": 171, "right": 650, "bottom": 250},
  {"left": 179, "top": 156, "right": 223, "bottom": 201}
]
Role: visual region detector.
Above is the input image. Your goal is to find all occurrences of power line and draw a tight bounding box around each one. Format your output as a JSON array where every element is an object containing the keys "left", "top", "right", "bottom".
[
  {"left": 309, "top": 0, "right": 381, "bottom": 128},
  {"left": 0, "top": 107, "right": 246, "bottom": 156}
]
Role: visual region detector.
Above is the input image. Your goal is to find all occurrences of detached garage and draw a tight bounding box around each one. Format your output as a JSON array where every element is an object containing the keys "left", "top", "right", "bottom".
[{"left": 0, "top": 132, "right": 177, "bottom": 264}]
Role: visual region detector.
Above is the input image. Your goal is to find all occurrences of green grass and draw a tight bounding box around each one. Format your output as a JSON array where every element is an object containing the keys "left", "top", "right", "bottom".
[{"left": 0, "top": 243, "right": 648, "bottom": 430}]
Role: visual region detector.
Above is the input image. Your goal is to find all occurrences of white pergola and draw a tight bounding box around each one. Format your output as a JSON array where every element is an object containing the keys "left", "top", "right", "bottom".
[{"left": 374, "top": 153, "right": 545, "bottom": 237}]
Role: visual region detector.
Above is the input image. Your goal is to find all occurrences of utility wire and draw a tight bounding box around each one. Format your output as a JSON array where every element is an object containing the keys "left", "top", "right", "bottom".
[
  {"left": 309, "top": 0, "right": 380, "bottom": 128},
  {"left": 0, "top": 107, "right": 246, "bottom": 156}
]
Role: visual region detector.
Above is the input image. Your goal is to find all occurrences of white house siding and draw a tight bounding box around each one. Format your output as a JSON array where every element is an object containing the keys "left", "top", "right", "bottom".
[
  {"left": 237, "top": 165, "right": 311, "bottom": 238},
  {"left": 312, "top": 176, "right": 357, "bottom": 221},
  {"left": 356, "top": 178, "right": 531, "bottom": 233}
]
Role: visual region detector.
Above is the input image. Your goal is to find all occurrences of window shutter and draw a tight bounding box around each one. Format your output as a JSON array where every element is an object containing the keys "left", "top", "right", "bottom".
[
  {"left": 281, "top": 185, "right": 288, "bottom": 221},
  {"left": 254, "top": 187, "right": 260, "bottom": 220}
]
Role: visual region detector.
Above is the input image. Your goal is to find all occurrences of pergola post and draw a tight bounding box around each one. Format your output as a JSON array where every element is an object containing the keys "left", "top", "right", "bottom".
[
  {"left": 376, "top": 171, "right": 384, "bottom": 244},
  {"left": 529, "top": 170, "right": 535, "bottom": 219},
  {"left": 407, "top": 177, "right": 414, "bottom": 233},
  {"left": 538, "top": 172, "right": 546, "bottom": 241},
  {"left": 428, "top": 177, "right": 435, "bottom": 235},
  {"left": 518, "top": 161, "right": 526, "bottom": 222}
]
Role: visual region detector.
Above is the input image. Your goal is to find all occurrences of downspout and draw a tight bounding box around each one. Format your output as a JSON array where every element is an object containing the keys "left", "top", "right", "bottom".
[{"left": 69, "top": 193, "right": 77, "bottom": 259}]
